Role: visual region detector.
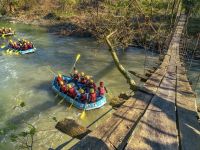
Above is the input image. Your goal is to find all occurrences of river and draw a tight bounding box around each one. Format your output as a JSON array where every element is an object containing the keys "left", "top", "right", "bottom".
[
  {"left": 0, "top": 22, "right": 159, "bottom": 149},
  {"left": 1, "top": 21, "right": 199, "bottom": 150}
]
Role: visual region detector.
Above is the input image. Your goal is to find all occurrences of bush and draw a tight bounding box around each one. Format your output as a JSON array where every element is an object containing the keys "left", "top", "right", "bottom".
[{"left": 0, "top": 8, "right": 7, "bottom": 15}]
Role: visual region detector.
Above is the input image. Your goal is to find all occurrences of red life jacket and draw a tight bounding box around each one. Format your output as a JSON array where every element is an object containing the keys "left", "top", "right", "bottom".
[
  {"left": 57, "top": 76, "right": 63, "bottom": 85},
  {"left": 61, "top": 85, "right": 67, "bottom": 93},
  {"left": 68, "top": 87, "right": 77, "bottom": 98},
  {"left": 80, "top": 93, "right": 87, "bottom": 102},
  {"left": 23, "top": 45, "right": 28, "bottom": 50},
  {"left": 28, "top": 44, "right": 32, "bottom": 49},
  {"left": 98, "top": 86, "right": 106, "bottom": 96},
  {"left": 88, "top": 83, "right": 97, "bottom": 91},
  {"left": 89, "top": 92, "right": 96, "bottom": 102},
  {"left": 80, "top": 77, "right": 86, "bottom": 84}
]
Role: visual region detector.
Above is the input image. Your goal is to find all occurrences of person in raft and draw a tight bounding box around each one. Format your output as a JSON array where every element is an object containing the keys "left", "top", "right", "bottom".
[
  {"left": 98, "top": 81, "right": 108, "bottom": 96},
  {"left": 79, "top": 88, "right": 87, "bottom": 103},
  {"left": 89, "top": 88, "right": 97, "bottom": 103},
  {"left": 72, "top": 69, "right": 80, "bottom": 84},
  {"left": 0, "top": 27, "right": 5, "bottom": 34},
  {"left": 80, "top": 72, "right": 87, "bottom": 84},
  {"left": 86, "top": 79, "right": 96, "bottom": 93},
  {"left": 60, "top": 81, "right": 67, "bottom": 94},
  {"left": 67, "top": 84, "right": 77, "bottom": 99},
  {"left": 57, "top": 74, "right": 64, "bottom": 86},
  {"left": 0, "top": 27, "right": 13, "bottom": 34}
]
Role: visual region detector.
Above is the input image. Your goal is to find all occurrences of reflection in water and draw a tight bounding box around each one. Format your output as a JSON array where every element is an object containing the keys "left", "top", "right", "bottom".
[{"left": 0, "top": 22, "right": 159, "bottom": 149}]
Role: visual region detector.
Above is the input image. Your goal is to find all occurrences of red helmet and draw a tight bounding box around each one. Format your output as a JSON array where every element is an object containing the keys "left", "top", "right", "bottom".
[{"left": 100, "top": 81, "right": 104, "bottom": 86}]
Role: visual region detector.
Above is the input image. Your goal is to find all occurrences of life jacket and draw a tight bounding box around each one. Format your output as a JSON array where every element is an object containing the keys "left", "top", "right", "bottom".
[
  {"left": 60, "top": 85, "right": 67, "bottom": 93},
  {"left": 88, "top": 83, "right": 96, "bottom": 91},
  {"left": 68, "top": 87, "right": 77, "bottom": 98},
  {"left": 80, "top": 77, "right": 86, "bottom": 84},
  {"left": 80, "top": 93, "right": 87, "bottom": 102},
  {"left": 73, "top": 73, "right": 80, "bottom": 81},
  {"left": 98, "top": 86, "right": 106, "bottom": 96},
  {"left": 27, "top": 44, "right": 32, "bottom": 49},
  {"left": 23, "top": 45, "right": 28, "bottom": 50},
  {"left": 89, "top": 92, "right": 96, "bottom": 102},
  {"left": 57, "top": 76, "right": 64, "bottom": 85}
]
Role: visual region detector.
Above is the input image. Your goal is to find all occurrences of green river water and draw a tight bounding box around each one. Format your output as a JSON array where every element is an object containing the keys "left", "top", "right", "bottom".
[{"left": 0, "top": 21, "right": 199, "bottom": 150}]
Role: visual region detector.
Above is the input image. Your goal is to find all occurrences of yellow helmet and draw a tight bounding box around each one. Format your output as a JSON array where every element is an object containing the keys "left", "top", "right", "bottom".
[
  {"left": 85, "top": 75, "right": 90, "bottom": 80},
  {"left": 79, "top": 88, "right": 84, "bottom": 94},
  {"left": 90, "top": 79, "right": 94, "bottom": 83},
  {"left": 58, "top": 74, "right": 62, "bottom": 78},
  {"left": 67, "top": 84, "right": 72, "bottom": 88},
  {"left": 90, "top": 88, "right": 94, "bottom": 93},
  {"left": 81, "top": 72, "right": 85, "bottom": 76}
]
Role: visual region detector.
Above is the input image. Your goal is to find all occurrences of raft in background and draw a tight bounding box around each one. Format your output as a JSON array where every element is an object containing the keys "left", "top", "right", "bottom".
[
  {"left": 7, "top": 47, "right": 36, "bottom": 55},
  {"left": 0, "top": 32, "right": 15, "bottom": 37},
  {"left": 52, "top": 75, "right": 107, "bottom": 110}
]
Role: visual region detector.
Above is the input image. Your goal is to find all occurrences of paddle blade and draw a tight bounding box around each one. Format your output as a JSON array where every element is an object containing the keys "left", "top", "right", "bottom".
[
  {"left": 75, "top": 54, "right": 81, "bottom": 62},
  {"left": 55, "top": 94, "right": 59, "bottom": 98},
  {"left": 0, "top": 44, "right": 6, "bottom": 49},
  {"left": 80, "top": 110, "right": 86, "bottom": 120},
  {"left": 69, "top": 103, "right": 73, "bottom": 109},
  {"left": 2, "top": 34, "right": 5, "bottom": 39},
  {"left": 58, "top": 99, "right": 64, "bottom": 105}
]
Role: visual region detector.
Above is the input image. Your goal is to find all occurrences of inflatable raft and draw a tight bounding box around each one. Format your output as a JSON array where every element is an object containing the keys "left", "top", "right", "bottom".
[
  {"left": 7, "top": 47, "right": 36, "bottom": 55},
  {"left": 0, "top": 32, "right": 15, "bottom": 37},
  {"left": 52, "top": 75, "right": 107, "bottom": 110},
  {"left": 18, "top": 48, "right": 36, "bottom": 54}
]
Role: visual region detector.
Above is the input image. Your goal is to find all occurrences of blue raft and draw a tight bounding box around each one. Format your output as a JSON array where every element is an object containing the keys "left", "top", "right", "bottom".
[
  {"left": 52, "top": 75, "right": 107, "bottom": 110},
  {"left": 0, "top": 32, "right": 15, "bottom": 37},
  {"left": 7, "top": 46, "right": 36, "bottom": 54},
  {"left": 18, "top": 48, "right": 36, "bottom": 54}
]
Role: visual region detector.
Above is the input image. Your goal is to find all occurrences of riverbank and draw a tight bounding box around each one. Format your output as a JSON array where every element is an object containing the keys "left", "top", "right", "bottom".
[{"left": 0, "top": 12, "right": 92, "bottom": 37}]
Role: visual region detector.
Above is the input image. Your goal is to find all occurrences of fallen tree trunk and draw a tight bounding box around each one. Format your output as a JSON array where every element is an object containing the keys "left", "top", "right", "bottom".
[
  {"left": 128, "top": 70, "right": 148, "bottom": 82},
  {"left": 105, "top": 31, "right": 137, "bottom": 90}
]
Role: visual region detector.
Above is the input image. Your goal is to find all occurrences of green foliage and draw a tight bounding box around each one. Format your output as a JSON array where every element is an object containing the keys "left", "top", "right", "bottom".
[
  {"left": 187, "top": 17, "right": 200, "bottom": 36},
  {"left": 9, "top": 123, "right": 36, "bottom": 149},
  {"left": 52, "top": 116, "right": 57, "bottom": 122},
  {"left": 10, "top": 134, "right": 18, "bottom": 142},
  {"left": 19, "top": 101, "right": 25, "bottom": 107},
  {"left": 182, "top": 0, "right": 200, "bottom": 15}
]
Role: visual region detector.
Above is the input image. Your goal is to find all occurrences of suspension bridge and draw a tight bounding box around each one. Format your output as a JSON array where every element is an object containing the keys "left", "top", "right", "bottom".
[{"left": 70, "top": 14, "right": 200, "bottom": 150}]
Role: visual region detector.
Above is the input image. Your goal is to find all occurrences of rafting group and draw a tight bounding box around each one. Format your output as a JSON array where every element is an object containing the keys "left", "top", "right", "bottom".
[
  {"left": 56, "top": 69, "right": 107, "bottom": 104},
  {"left": 8, "top": 39, "right": 34, "bottom": 50},
  {"left": 0, "top": 27, "right": 36, "bottom": 54},
  {"left": 0, "top": 26, "right": 107, "bottom": 110},
  {"left": 0, "top": 27, "right": 14, "bottom": 36}
]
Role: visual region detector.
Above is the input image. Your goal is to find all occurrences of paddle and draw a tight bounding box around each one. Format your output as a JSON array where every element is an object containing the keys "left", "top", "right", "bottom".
[
  {"left": 70, "top": 54, "right": 81, "bottom": 73},
  {"left": 1, "top": 34, "right": 5, "bottom": 39},
  {"left": 47, "top": 65, "right": 57, "bottom": 76},
  {"left": 0, "top": 44, "right": 6, "bottom": 49},
  {"left": 58, "top": 98, "right": 64, "bottom": 105},
  {"left": 80, "top": 94, "right": 89, "bottom": 120},
  {"left": 80, "top": 103, "right": 87, "bottom": 120},
  {"left": 67, "top": 95, "right": 79, "bottom": 111}
]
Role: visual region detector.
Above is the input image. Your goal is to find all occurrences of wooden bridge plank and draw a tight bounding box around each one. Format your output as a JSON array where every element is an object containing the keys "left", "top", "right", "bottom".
[
  {"left": 176, "top": 65, "right": 200, "bottom": 150},
  {"left": 70, "top": 14, "right": 200, "bottom": 150},
  {"left": 70, "top": 91, "right": 153, "bottom": 150},
  {"left": 126, "top": 61, "right": 178, "bottom": 150}
]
